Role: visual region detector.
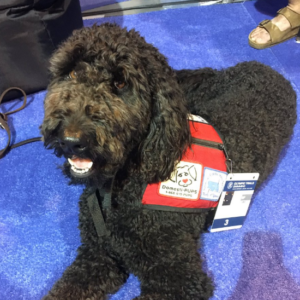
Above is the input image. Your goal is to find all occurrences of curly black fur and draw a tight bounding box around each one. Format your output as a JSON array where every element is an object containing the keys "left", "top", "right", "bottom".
[{"left": 41, "top": 23, "right": 297, "bottom": 300}]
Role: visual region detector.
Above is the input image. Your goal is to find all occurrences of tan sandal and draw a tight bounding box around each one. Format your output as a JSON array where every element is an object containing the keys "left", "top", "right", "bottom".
[{"left": 248, "top": 7, "right": 300, "bottom": 49}]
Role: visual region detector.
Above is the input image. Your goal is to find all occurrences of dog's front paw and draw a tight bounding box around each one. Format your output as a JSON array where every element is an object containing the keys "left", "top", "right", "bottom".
[
  {"left": 42, "top": 283, "right": 105, "bottom": 300},
  {"left": 134, "top": 295, "right": 161, "bottom": 300},
  {"left": 134, "top": 293, "right": 211, "bottom": 300}
]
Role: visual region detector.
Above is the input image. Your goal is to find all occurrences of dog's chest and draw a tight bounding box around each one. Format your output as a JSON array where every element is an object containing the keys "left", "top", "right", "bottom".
[
  {"left": 83, "top": 175, "right": 207, "bottom": 267},
  {"left": 92, "top": 176, "right": 145, "bottom": 228}
]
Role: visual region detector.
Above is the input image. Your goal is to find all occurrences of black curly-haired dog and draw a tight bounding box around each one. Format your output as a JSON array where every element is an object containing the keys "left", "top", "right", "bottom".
[{"left": 41, "top": 23, "right": 297, "bottom": 300}]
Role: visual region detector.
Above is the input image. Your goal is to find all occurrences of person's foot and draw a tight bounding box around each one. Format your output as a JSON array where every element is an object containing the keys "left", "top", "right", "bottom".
[
  {"left": 249, "top": 14, "right": 292, "bottom": 44},
  {"left": 249, "top": 5, "right": 300, "bottom": 46}
]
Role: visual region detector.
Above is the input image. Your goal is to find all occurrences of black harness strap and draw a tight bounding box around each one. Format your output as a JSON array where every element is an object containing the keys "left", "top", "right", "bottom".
[
  {"left": 87, "top": 178, "right": 114, "bottom": 238},
  {"left": 103, "top": 191, "right": 112, "bottom": 210},
  {"left": 87, "top": 191, "right": 108, "bottom": 237},
  {"left": 103, "top": 177, "right": 114, "bottom": 210}
]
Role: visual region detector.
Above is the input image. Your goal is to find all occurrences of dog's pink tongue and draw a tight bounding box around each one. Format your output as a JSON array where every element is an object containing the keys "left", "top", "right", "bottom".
[{"left": 71, "top": 157, "right": 93, "bottom": 169}]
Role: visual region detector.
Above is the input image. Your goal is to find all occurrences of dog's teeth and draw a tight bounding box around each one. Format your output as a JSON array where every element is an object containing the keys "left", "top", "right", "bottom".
[
  {"left": 68, "top": 158, "right": 93, "bottom": 171},
  {"left": 70, "top": 164, "right": 92, "bottom": 174},
  {"left": 86, "top": 162, "right": 93, "bottom": 168}
]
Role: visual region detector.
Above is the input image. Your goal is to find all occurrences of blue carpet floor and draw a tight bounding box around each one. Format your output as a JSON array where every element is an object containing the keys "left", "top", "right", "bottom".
[{"left": 1, "top": 1, "right": 300, "bottom": 299}]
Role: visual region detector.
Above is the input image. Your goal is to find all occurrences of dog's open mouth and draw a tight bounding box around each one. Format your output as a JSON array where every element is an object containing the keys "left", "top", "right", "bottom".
[{"left": 68, "top": 156, "right": 94, "bottom": 177}]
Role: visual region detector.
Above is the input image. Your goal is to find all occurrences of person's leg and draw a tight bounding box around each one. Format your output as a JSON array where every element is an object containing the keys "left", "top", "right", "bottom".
[{"left": 249, "top": 0, "right": 300, "bottom": 46}]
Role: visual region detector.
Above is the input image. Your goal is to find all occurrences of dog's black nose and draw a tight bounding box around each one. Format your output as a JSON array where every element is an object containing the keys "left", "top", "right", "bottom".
[{"left": 58, "top": 136, "right": 88, "bottom": 155}]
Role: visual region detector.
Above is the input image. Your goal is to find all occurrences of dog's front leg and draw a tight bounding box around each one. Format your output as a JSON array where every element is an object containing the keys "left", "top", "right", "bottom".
[
  {"left": 42, "top": 244, "right": 128, "bottom": 300},
  {"left": 132, "top": 232, "right": 213, "bottom": 300}
]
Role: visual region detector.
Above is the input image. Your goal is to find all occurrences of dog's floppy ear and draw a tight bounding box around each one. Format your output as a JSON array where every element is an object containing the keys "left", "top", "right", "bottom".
[{"left": 139, "top": 52, "right": 190, "bottom": 183}]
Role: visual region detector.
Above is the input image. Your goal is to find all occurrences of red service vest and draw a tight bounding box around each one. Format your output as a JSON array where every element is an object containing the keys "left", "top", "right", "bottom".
[{"left": 141, "top": 115, "right": 228, "bottom": 212}]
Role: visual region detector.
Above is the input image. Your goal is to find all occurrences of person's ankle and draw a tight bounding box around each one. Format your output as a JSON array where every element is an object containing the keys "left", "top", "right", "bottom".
[
  {"left": 270, "top": 13, "right": 291, "bottom": 32},
  {"left": 287, "top": 4, "right": 300, "bottom": 15}
]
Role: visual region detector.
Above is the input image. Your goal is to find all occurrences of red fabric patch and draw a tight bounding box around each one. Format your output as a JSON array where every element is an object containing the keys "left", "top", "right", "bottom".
[
  {"left": 190, "top": 121, "right": 223, "bottom": 143},
  {"left": 142, "top": 119, "right": 227, "bottom": 210}
]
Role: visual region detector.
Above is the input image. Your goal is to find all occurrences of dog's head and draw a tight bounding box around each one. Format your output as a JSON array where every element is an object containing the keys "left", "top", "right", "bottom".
[{"left": 41, "top": 23, "right": 190, "bottom": 185}]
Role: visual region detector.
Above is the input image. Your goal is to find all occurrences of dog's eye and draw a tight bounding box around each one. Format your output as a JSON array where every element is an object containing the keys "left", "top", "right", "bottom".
[
  {"left": 69, "top": 70, "right": 77, "bottom": 79},
  {"left": 114, "top": 80, "right": 126, "bottom": 90}
]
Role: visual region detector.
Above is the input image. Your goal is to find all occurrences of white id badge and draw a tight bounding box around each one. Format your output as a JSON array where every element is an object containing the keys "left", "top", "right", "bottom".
[{"left": 210, "top": 173, "right": 259, "bottom": 232}]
